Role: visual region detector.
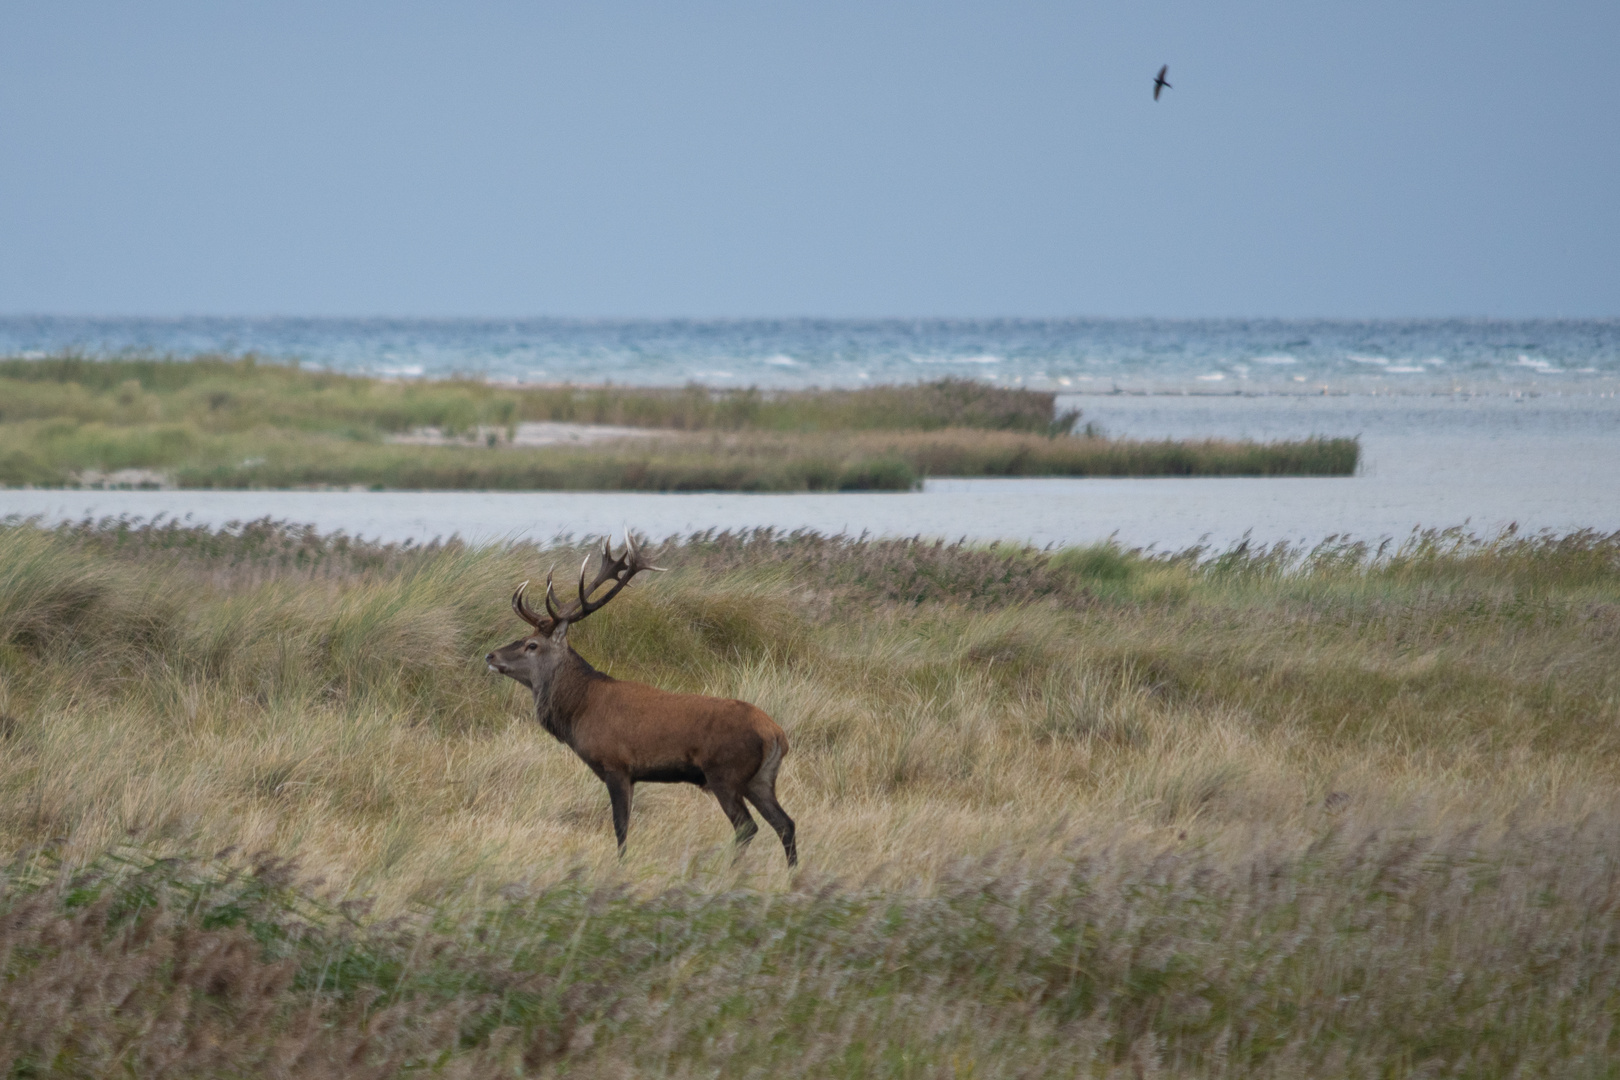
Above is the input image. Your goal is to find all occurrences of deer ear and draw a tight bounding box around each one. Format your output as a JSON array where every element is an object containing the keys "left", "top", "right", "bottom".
[{"left": 549, "top": 620, "right": 570, "bottom": 644}]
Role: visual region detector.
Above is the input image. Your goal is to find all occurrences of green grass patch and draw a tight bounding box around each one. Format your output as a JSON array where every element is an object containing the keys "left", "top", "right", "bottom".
[
  {"left": 0, "top": 354, "right": 1358, "bottom": 489},
  {"left": 0, "top": 354, "right": 1069, "bottom": 435}
]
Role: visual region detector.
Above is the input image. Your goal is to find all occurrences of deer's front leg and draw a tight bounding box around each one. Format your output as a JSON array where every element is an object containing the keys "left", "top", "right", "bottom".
[{"left": 604, "top": 772, "right": 634, "bottom": 857}]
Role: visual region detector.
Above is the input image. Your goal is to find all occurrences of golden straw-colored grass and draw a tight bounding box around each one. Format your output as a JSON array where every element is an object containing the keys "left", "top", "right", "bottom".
[
  {"left": 2, "top": 518, "right": 1618, "bottom": 1074},
  {"left": 3, "top": 519, "right": 1615, "bottom": 906}
]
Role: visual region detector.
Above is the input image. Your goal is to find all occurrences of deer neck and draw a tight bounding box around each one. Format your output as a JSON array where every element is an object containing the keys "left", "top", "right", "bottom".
[{"left": 532, "top": 648, "right": 608, "bottom": 744}]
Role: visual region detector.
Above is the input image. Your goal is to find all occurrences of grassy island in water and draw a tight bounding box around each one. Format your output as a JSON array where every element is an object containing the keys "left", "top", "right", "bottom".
[{"left": 0, "top": 354, "right": 1358, "bottom": 490}]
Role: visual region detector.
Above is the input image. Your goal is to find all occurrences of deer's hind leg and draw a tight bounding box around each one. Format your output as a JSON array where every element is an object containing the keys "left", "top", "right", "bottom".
[
  {"left": 711, "top": 786, "right": 759, "bottom": 857},
  {"left": 743, "top": 781, "right": 797, "bottom": 868},
  {"left": 743, "top": 739, "right": 797, "bottom": 867}
]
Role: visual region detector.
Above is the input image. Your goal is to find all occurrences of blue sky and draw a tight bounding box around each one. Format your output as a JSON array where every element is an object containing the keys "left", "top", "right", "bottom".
[{"left": 2, "top": 1, "right": 1615, "bottom": 318}]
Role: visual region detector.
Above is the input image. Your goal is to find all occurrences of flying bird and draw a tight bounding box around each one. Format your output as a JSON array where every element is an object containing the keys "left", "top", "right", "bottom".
[{"left": 1153, "top": 65, "right": 1171, "bottom": 100}]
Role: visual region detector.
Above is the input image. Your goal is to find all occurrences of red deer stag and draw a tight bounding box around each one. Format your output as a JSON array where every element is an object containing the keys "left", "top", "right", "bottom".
[{"left": 485, "top": 535, "right": 797, "bottom": 866}]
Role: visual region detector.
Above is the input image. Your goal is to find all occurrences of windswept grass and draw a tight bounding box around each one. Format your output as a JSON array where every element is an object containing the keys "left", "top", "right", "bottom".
[
  {"left": 0, "top": 354, "right": 1357, "bottom": 488},
  {"left": 0, "top": 355, "right": 1070, "bottom": 435},
  {"left": 0, "top": 517, "right": 1617, "bottom": 1073},
  {"left": 0, "top": 419, "right": 1358, "bottom": 491},
  {"left": 157, "top": 429, "right": 1354, "bottom": 491},
  {"left": 7, "top": 826, "right": 1620, "bottom": 1078}
]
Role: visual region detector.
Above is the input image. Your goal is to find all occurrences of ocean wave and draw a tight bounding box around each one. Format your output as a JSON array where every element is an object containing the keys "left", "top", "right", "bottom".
[
  {"left": 1517, "top": 355, "right": 1564, "bottom": 373},
  {"left": 3, "top": 317, "right": 1615, "bottom": 395}
]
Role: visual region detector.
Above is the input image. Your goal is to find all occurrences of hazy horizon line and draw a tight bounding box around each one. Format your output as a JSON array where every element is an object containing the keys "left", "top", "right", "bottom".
[{"left": 5, "top": 312, "right": 1617, "bottom": 325}]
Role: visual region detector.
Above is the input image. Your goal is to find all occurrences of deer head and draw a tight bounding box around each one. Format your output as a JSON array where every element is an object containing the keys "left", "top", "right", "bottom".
[{"left": 485, "top": 533, "right": 664, "bottom": 689}]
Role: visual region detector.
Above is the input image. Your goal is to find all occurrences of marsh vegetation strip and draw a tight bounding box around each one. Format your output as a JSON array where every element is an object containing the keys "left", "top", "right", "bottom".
[
  {"left": 2, "top": 517, "right": 1619, "bottom": 1074},
  {"left": 8, "top": 440, "right": 1620, "bottom": 551},
  {"left": 0, "top": 355, "right": 1355, "bottom": 490}
]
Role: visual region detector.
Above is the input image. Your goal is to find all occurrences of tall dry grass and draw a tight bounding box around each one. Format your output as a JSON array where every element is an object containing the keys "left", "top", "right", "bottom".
[{"left": 1, "top": 518, "right": 1616, "bottom": 1075}]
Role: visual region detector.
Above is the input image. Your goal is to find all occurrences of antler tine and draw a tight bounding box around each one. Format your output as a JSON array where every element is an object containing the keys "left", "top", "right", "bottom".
[
  {"left": 576, "top": 540, "right": 626, "bottom": 603},
  {"left": 625, "top": 531, "right": 667, "bottom": 573},
  {"left": 544, "top": 566, "right": 565, "bottom": 622},
  {"left": 547, "top": 530, "right": 664, "bottom": 624},
  {"left": 511, "top": 580, "right": 546, "bottom": 629},
  {"left": 576, "top": 554, "right": 593, "bottom": 611}
]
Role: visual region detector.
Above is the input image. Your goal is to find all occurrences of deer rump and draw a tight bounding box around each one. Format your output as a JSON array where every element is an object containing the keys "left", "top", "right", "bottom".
[{"left": 485, "top": 535, "right": 797, "bottom": 867}]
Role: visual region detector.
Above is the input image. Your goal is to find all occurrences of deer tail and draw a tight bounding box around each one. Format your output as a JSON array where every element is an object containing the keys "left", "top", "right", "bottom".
[{"left": 755, "top": 728, "right": 788, "bottom": 788}]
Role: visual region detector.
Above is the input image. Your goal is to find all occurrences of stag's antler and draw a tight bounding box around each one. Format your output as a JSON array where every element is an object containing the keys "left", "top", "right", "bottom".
[
  {"left": 537, "top": 533, "right": 664, "bottom": 628},
  {"left": 512, "top": 580, "right": 551, "bottom": 630}
]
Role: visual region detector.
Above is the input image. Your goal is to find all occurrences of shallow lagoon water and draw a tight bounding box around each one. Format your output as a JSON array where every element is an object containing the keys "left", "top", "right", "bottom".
[{"left": 4, "top": 395, "right": 1616, "bottom": 551}]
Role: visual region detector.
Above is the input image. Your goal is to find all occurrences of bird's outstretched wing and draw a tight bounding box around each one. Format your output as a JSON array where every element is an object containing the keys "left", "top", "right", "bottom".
[
  {"left": 1154, "top": 82, "right": 1162, "bottom": 100},
  {"left": 1158, "top": 65, "right": 1168, "bottom": 81}
]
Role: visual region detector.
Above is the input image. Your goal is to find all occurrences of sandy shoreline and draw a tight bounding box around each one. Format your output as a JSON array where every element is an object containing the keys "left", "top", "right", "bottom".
[{"left": 386, "top": 421, "right": 660, "bottom": 448}]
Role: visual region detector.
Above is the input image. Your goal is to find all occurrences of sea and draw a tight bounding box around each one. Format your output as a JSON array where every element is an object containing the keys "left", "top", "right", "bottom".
[
  {"left": 2, "top": 316, "right": 1617, "bottom": 550},
  {"left": 2, "top": 316, "right": 1617, "bottom": 394}
]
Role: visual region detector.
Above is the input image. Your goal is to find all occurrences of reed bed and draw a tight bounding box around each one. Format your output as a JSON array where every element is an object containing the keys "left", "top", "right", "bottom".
[
  {"left": 0, "top": 421, "right": 1358, "bottom": 491},
  {"left": 0, "top": 355, "right": 1357, "bottom": 489},
  {"left": 0, "top": 517, "right": 1616, "bottom": 1074},
  {"left": 164, "top": 430, "right": 1355, "bottom": 490}
]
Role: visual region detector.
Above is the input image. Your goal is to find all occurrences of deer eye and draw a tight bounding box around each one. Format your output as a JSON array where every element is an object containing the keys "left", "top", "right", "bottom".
[{"left": 525, "top": 641, "right": 538, "bottom": 651}]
